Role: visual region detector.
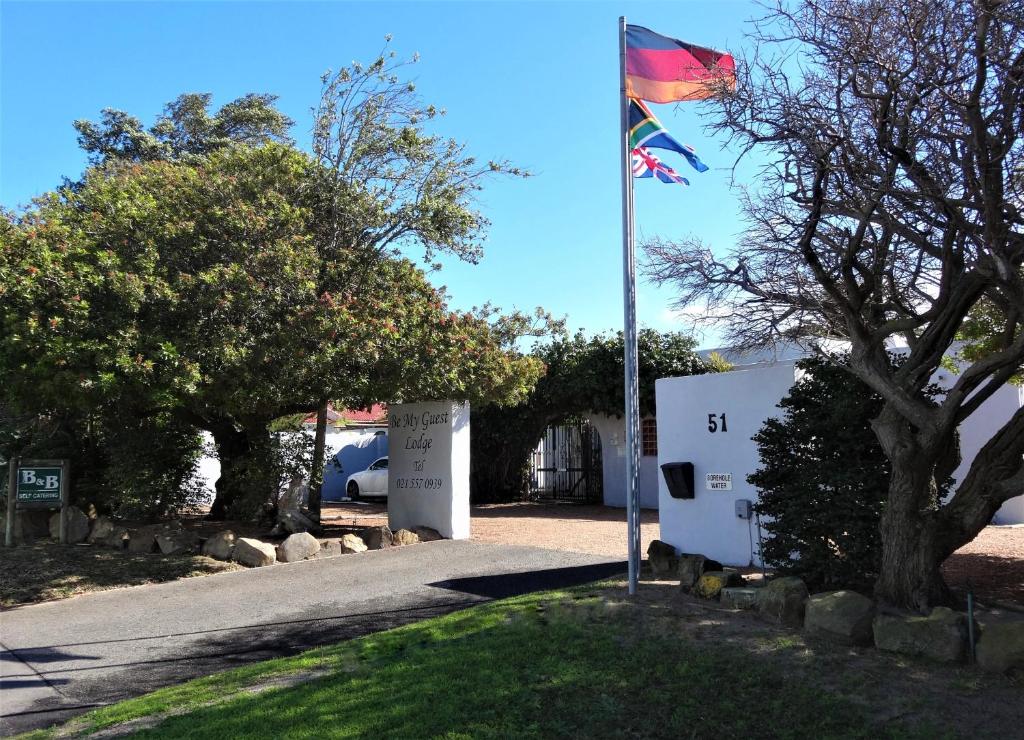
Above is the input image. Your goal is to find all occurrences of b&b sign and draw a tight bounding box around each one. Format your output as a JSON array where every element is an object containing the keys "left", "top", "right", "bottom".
[{"left": 17, "top": 466, "right": 64, "bottom": 505}]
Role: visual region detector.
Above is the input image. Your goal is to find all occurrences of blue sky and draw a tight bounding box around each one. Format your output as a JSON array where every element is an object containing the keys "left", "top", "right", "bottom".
[{"left": 1, "top": 0, "right": 763, "bottom": 347}]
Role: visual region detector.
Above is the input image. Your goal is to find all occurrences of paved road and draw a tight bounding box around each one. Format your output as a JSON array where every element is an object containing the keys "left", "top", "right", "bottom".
[{"left": 0, "top": 541, "right": 623, "bottom": 735}]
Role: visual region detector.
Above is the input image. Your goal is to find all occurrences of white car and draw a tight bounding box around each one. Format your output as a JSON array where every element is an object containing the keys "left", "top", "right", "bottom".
[{"left": 345, "top": 456, "right": 388, "bottom": 500}]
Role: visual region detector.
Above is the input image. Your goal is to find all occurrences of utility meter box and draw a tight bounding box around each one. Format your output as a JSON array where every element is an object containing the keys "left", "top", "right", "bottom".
[{"left": 735, "top": 499, "right": 752, "bottom": 519}]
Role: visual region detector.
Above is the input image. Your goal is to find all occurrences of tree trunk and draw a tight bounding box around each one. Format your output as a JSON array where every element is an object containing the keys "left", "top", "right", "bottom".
[
  {"left": 208, "top": 426, "right": 252, "bottom": 521},
  {"left": 308, "top": 399, "right": 329, "bottom": 523},
  {"left": 874, "top": 475, "right": 953, "bottom": 611},
  {"left": 871, "top": 407, "right": 954, "bottom": 610}
]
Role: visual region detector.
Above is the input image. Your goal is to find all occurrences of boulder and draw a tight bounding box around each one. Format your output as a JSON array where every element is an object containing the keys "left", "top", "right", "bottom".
[
  {"left": 805, "top": 591, "right": 875, "bottom": 646},
  {"left": 49, "top": 506, "right": 90, "bottom": 543},
  {"left": 693, "top": 570, "right": 743, "bottom": 600},
  {"left": 279, "top": 510, "right": 319, "bottom": 535},
  {"left": 232, "top": 537, "right": 277, "bottom": 567},
  {"left": 317, "top": 538, "right": 343, "bottom": 558},
  {"left": 88, "top": 515, "right": 115, "bottom": 544},
  {"left": 276, "top": 476, "right": 320, "bottom": 534},
  {"left": 360, "top": 525, "right": 393, "bottom": 550},
  {"left": 873, "top": 607, "right": 969, "bottom": 663},
  {"left": 393, "top": 529, "right": 421, "bottom": 546},
  {"left": 106, "top": 527, "right": 130, "bottom": 550},
  {"left": 721, "top": 587, "right": 761, "bottom": 611},
  {"left": 412, "top": 526, "right": 443, "bottom": 542},
  {"left": 12, "top": 510, "right": 51, "bottom": 544},
  {"left": 126, "top": 526, "right": 158, "bottom": 554},
  {"left": 757, "top": 576, "right": 809, "bottom": 627},
  {"left": 202, "top": 530, "right": 236, "bottom": 561},
  {"left": 646, "top": 540, "right": 679, "bottom": 578},
  {"left": 277, "top": 532, "right": 321, "bottom": 563},
  {"left": 976, "top": 621, "right": 1024, "bottom": 674},
  {"left": 677, "top": 554, "right": 724, "bottom": 592},
  {"left": 155, "top": 526, "right": 201, "bottom": 555},
  {"left": 340, "top": 533, "right": 368, "bottom": 554}
]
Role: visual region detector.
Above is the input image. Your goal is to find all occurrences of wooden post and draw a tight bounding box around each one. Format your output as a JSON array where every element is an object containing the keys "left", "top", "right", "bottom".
[
  {"left": 5, "top": 457, "right": 17, "bottom": 547},
  {"left": 59, "top": 459, "right": 69, "bottom": 545}
]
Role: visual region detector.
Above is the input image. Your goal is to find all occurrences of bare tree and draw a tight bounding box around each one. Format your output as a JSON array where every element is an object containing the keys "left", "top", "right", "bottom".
[{"left": 643, "top": 0, "right": 1023, "bottom": 610}]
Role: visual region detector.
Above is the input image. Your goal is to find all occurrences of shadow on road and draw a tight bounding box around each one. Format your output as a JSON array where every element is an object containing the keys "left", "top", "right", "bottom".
[{"left": 429, "top": 562, "right": 626, "bottom": 599}]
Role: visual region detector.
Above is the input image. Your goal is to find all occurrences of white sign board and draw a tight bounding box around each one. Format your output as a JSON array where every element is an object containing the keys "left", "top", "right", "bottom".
[
  {"left": 387, "top": 401, "right": 470, "bottom": 539},
  {"left": 705, "top": 473, "right": 733, "bottom": 491}
]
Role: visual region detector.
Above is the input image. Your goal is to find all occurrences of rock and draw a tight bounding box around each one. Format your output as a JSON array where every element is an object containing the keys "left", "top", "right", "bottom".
[
  {"left": 805, "top": 591, "right": 875, "bottom": 646},
  {"left": 677, "top": 554, "right": 724, "bottom": 592},
  {"left": 88, "top": 515, "right": 115, "bottom": 544},
  {"left": 873, "top": 607, "right": 969, "bottom": 663},
  {"left": 276, "top": 475, "right": 320, "bottom": 534},
  {"left": 360, "top": 525, "right": 393, "bottom": 550},
  {"left": 646, "top": 540, "right": 679, "bottom": 578},
  {"left": 340, "top": 533, "right": 368, "bottom": 554},
  {"left": 106, "top": 527, "right": 130, "bottom": 550},
  {"left": 277, "top": 532, "right": 321, "bottom": 562},
  {"left": 694, "top": 570, "right": 743, "bottom": 600},
  {"left": 127, "top": 527, "right": 157, "bottom": 554},
  {"left": 12, "top": 510, "right": 51, "bottom": 544},
  {"left": 758, "top": 576, "right": 809, "bottom": 627},
  {"left": 279, "top": 510, "right": 319, "bottom": 535},
  {"left": 232, "top": 537, "right": 277, "bottom": 567},
  {"left": 155, "top": 526, "right": 201, "bottom": 555},
  {"left": 317, "top": 538, "right": 342, "bottom": 558},
  {"left": 412, "top": 526, "right": 443, "bottom": 542},
  {"left": 721, "top": 587, "right": 761, "bottom": 610},
  {"left": 49, "top": 506, "right": 90, "bottom": 543},
  {"left": 202, "top": 531, "right": 236, "bottom": 560},
  {"left": 976, "top": 621, "right": 1024, "bottom": 674},
  {"left": 393, "top": 529, "right": 421, "bottom": 546}
]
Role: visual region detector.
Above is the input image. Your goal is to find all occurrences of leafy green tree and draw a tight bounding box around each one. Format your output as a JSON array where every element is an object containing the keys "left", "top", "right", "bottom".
[
  {"left": 301, "top": 44, "right": 531, "bottom": 516},
  {"left": 1, "top": 144, "right": 542, "bottom": 519},
  {"left": 74, "top": 93, "right": 292, "bottom": 164},
  {"left": 471, "top": 330, "right": 712, "bottom": 503}
]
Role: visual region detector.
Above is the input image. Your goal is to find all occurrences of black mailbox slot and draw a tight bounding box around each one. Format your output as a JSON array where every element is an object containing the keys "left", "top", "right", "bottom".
[{"left": 661, "top": 462, "right": 695, "bottom": 499}]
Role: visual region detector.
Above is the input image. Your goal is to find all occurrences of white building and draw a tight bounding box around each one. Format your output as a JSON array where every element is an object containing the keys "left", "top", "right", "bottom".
[{"left": 654, "top": 354, "right": 1024, "bottom": 567}]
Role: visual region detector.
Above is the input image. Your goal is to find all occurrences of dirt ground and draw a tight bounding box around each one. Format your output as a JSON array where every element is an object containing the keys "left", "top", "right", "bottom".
[
  {"left": 589, "top": 578, "right": 1023, "bottom": 739},
  {"left": 942, "top": 524, "right": 1024, "bottom": 606},
  {"left": 324, "top": 501, "right": 1024, "bottom": 606}
]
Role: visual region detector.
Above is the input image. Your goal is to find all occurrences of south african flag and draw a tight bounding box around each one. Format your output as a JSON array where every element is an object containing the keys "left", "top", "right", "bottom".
[{"left": 628, "top": 98, "right": 709, "bottom": 173}]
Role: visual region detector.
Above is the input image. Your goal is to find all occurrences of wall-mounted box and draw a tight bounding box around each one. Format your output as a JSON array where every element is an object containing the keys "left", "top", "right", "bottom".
[{"left": 660, "top": 462, "right": 695, "bottom": 499}]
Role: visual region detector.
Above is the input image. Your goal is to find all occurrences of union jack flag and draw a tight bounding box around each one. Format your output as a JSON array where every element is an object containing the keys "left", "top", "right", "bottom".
[{"left": 631, "top": 147, "right": 689, "bottom": 185}]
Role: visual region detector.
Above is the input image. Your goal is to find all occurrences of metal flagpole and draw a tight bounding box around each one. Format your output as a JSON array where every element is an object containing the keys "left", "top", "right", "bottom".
[{"left": 618, "top": 15, "right": 641, "bottom": 596}]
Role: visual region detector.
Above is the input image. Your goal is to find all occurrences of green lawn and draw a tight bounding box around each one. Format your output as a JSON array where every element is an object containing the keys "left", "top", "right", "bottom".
[{"left": 28, "top": 582, "right": 964, "bottom": 740}]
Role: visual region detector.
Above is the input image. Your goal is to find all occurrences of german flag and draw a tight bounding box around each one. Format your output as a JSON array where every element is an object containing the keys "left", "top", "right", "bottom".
[{"left": 626, "top": 25, "right": 736, "bottom": 103}]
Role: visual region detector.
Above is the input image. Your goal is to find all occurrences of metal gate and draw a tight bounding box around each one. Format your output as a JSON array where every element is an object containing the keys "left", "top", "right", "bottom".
[{"left": 529, "top": 421, "right": 603, "bottom": 503}]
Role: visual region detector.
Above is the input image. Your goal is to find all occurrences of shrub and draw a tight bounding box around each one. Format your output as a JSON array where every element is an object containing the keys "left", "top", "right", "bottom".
[{"left": 749, "top": 356, "right": 889, "bottom": 592}]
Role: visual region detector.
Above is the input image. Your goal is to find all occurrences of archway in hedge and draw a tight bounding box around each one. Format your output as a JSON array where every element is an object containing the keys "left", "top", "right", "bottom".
[{"left": 468, "top": 330, "right": 715, "bottom": 504}]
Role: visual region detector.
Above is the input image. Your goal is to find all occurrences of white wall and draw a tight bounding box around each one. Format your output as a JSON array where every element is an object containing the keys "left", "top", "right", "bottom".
[
  {"left": 656, "top": 363, "right": 800, "bottom": 566},
  {"left": 948, "top": 381, "right": 1024, "bottom": 525},
  {"left": 655, "top": 361, "right": 1024, "bottom": 567},
  {"left": 591, "top": 414, "right": 660, "bottom": 509}
]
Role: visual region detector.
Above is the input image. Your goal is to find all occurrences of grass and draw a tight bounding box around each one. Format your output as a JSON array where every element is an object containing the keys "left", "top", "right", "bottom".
[
  {"left": 0, "top": 542, "right": 242, "bottom": 607},
  {"left": 27, "top": 584, "right": 954, "bottom": 740}
]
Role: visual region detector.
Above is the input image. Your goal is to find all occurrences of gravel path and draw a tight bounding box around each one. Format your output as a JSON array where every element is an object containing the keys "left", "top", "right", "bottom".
[{"left": 323, "top": 501, "right": 659, "bottom": 558}]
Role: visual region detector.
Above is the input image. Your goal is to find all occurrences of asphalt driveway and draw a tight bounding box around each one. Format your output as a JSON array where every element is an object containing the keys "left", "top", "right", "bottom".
[{"left": 0, "top": 540, "right": 623, "bottom": 735}]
